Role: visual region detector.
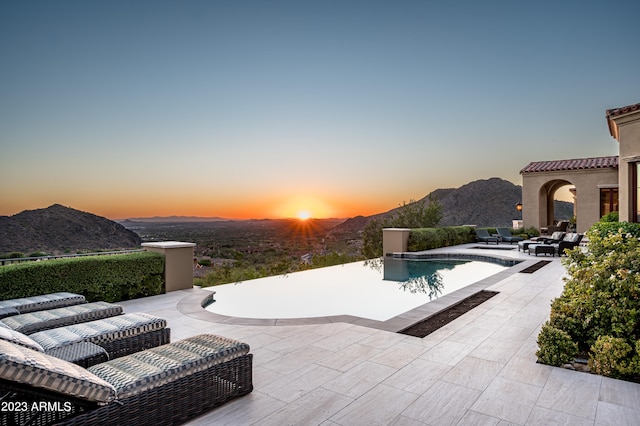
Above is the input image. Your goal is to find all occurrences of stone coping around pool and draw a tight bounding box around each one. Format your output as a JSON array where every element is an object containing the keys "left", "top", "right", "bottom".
[
  {"left": 390, "top": 251, "right": 522, "bottom": 267},
  {"left": 180, "top": 255, "right": 542, "bottom": 333}
]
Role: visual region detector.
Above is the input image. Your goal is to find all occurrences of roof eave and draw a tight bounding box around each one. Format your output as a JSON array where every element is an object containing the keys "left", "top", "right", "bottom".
[
  {"left": 607, "top": 115, "right": 620, "bottom": 141},
  {"left": 606, "top": 102, "right": 640, "bottom": 141}
]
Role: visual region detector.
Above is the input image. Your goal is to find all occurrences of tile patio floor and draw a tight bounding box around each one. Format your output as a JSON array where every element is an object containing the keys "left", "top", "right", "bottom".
[{"left": 119, "top": 244, "right": 640, "bottom": 425}]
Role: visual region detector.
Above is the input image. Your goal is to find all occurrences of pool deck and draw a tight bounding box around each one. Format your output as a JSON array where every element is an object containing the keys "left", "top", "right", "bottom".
[{"left": 120, "top": 243, "right": 640, "bottom": 425}]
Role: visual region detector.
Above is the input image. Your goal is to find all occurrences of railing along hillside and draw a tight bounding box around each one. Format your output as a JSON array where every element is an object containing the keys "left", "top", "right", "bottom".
[{"left": 0, "top": 249, "right": 144, "bottom": 266}]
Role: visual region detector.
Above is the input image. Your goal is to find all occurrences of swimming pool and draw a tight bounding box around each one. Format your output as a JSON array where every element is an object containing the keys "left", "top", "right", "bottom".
[{"left": 203, "top": 257, "right": 508, "bottom": 321}]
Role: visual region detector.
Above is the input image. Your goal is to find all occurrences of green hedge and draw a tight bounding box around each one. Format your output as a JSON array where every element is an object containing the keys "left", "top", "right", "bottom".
[
  {"left": 0, "top": 252, "right": 165, "bottom": 303},
  {"left": 407, "top": 226, "right": 476, "bottom": 251}
]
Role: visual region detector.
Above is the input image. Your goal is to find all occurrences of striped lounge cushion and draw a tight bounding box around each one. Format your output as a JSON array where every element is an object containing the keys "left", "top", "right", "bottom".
[
  {"left": 88, "top": 334, "right": 250, "bottom": 399},
  {"left": 0, "top": 326, "right": 44, "bottom": 352},
  {"left": 0, "top": 301, "right": 123, "bottom": 334},
  {"left": 0, "top": 340, "right": 116, "bottom": 403},
  {"left": 0, "top": 292, "right": 86, "bottom": 313},
  {"left": 29, "top": 313, "right": 167, "bottom": 351}
]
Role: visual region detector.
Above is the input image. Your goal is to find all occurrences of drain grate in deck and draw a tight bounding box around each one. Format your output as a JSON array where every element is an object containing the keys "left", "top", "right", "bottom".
[
  {"left": 471, "top": 245, "right": 516, "bottom": 250},
  {"left": 398, "top": 290, "right": 499, "bottom": 338},
  {"left": 519, "top": 260, "right": 552, "bottom": 274}
]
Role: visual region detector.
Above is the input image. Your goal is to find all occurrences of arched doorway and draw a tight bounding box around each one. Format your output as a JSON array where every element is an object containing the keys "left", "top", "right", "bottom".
[{"left": 538, "top": 179, "right": 575, "bottom": 229}]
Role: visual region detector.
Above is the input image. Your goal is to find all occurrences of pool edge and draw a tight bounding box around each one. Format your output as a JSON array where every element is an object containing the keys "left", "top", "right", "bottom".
[{"left": 181, "top": 254, "right": 544, "bottom": 333}]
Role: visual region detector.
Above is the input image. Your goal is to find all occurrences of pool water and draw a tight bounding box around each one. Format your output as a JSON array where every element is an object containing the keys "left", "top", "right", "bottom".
[{"left": 204, "top": 258, "right": 507, "bottom": 321}]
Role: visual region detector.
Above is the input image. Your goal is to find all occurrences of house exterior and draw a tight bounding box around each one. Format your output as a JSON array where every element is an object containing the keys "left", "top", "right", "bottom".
[
  {"left": 607, "top": 103, "right": 640, "bottom": 223},
  {"left": 520, "top": 102, "right": 640, "bottom": 234}
]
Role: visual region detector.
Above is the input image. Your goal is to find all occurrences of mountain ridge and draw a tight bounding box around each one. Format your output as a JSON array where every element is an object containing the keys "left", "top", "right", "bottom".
[
  {"left": 329, "top": 177, "right": 573, "bottom": 235},
  {"left": 0, "top": 204, "right": 142, "bottom": 254}
]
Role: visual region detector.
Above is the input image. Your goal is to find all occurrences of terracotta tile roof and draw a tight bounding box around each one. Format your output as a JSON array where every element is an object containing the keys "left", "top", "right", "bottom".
[
  {"left": 606, "top": 102, "right": 640, "bottom": 119},
  {"left": 520, "top": 156, "right": 618, "bottom": 174}
]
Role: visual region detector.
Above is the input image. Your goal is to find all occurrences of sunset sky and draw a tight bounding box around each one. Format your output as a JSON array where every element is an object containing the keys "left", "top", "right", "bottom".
[{"left": 1, "top": 1, "right": 637, "bottom": 220}]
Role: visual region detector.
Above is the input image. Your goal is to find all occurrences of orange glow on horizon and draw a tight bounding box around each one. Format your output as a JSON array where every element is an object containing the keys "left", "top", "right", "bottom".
[{"left": 0, "top": 191, "right": 397, "bottom": 221}]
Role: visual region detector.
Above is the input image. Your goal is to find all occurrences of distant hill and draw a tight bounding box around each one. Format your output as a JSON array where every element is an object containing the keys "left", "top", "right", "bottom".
[
  {"left": 0, "top": 204, "right": 142, "bottom": 255},
  {"left": 120, "top": 216, "right": 229, "bottom": 223},
  {"left": 330, "top": 177, "right": 573, "bottom": 236}
]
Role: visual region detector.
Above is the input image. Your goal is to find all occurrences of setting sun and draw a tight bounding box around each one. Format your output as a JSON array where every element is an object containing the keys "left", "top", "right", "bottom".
[
  {"left": 271, "top": 196, "right": 335, "bottom": 219},
  {"left": 297, "top": 210, "right": 312, "bottom": 220}
]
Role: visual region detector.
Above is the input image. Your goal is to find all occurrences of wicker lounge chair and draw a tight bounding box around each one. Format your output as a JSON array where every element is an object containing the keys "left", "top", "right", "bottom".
[
  {"left": 556, "top": 233, "right": 583, "bottom": 255},
  {"left": 526, "top": 233, "right": 583, "bottom": 257},
  {"left": 518, "top": 231, "right": 565, "bottom": 251},
  {"left": 0, "top": 312, "right": 169, "bottom": 363},
  {"left": 0, "top": 301, "right": 123, "bottom": 334},
  {"left": 539, "top": 231, "right": 566, "bottom": 244},
  {"left": 540, "top": 220, "right": 570, "bottom": 235},
  {"left": 475, "top": 229, "right": 498, "bottom": 244},
  {"left": 0, "top": 334, "right": 253, "bottom": 426},
  {"left": 0, "top": 292, "right": 86, "bottom": 319},
  {"left": 496, "top": 228, "right": 524, "bottom": 244}
]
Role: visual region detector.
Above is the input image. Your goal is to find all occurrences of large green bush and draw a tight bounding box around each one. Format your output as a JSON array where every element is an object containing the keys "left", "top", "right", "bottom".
[
  {"left": 537, "top": 222, "right": 640, "bottom": 380},
  {"left": 535, "top": 324, "right": 578, "bottom": 366},
  {"left": 588, "top": 336, "right": 639, "bottom": 379},
  {"left": 407, "top": 226, "right": 475, "bottom": 251},
  {"left": 0, "top": 252, "right": 165, "bottom": 303}
]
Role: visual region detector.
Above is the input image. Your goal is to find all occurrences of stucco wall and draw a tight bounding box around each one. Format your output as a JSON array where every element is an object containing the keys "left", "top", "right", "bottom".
[
  {"left": 614, "top": 112, "right": 640, "bottom": 222},
  {"left": 522, "top": 168, "right": 618, "bottom": 234}
]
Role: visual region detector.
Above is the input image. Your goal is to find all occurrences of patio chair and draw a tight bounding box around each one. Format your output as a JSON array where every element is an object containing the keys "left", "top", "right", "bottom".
[
  {"left": 539, "top": 231, "right": 566, "bottom": 245},
  {"left": 526, "top": 233, "right": 583, "bottom": 257},
  {"left": 556, "top": 233, "right": 583, "bottom": 255},
  {"left": 547, "top": 220, "right": 570, "bottom": 234},
  {"left": 495, "top": 228, "right": 524, "bottom": 244},
  {"left": 0, "top": 301, "right": 123, "bottom": 335},
  {"left": 0, "top": 334, "right": 253, "bottom": 426},
  {"left": 475, "top": 228, "right": 498, "bottom": 244},
  {"left": 0, "top": 312, "right": 170, "bottom": 364},
  {"left": 518, "top": 231, "right": 563, "bottom": 251},
  {"left": 0, "top": 292, "right": 86, "bottom": 319},
  {"left": 540, "top": 220, "right": 570, "bottom": 235}
]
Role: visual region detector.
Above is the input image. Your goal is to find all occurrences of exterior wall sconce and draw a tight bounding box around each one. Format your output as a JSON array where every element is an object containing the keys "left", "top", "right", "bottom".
[{"left": 516, "top": 202, "right": 523, "bottom": 211}]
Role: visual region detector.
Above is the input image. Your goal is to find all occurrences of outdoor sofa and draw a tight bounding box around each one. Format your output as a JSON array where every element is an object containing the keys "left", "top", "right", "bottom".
[
  {"left": 0, "top": 292, "right": 87, "bottom": 319},
  {"left": 0, "top": 301, "right": 123, "bottom": 335},
  {"left": 0, "top": 312, "right": 169, "bottom": 366},
  {"left": 0, "top": 333, "right": 253, "bottom": 426}
]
